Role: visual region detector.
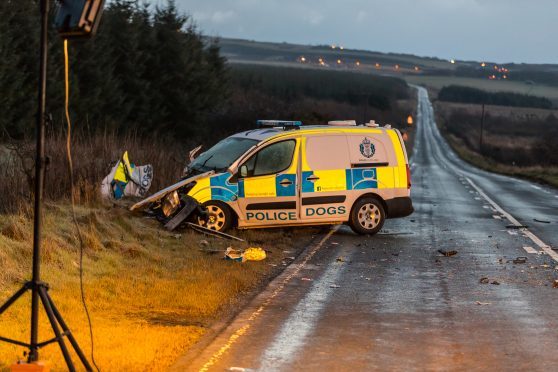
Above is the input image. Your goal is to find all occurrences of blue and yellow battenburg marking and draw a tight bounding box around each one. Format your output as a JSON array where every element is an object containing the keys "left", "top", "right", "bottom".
[
  {"left": 302, "top": 168, "right": 379, "bottom": 193},
  {"left": 192, "top": 166, "right": 385, "bottom": 204}
]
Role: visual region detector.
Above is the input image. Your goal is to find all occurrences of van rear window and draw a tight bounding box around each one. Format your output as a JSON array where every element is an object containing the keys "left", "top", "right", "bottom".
[
  {"left": 346, "top": 134, "right": 390, "bottom": 165},
  {"left": 306, "top": 136, "right": 351, "bottom": 170}
]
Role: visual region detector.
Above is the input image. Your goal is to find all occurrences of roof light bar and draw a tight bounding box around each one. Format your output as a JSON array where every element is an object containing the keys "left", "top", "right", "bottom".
[
  {"left": 328, "top": 120, "right": 357, "bottom": 126},
  {"left": 257, "top": 120, "right": 302, "bottom": 128}
]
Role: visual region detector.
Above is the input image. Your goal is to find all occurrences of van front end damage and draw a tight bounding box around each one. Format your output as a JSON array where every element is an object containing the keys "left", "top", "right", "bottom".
[{"left": 130, "top": 171, "right": 215, "bottom": 231}]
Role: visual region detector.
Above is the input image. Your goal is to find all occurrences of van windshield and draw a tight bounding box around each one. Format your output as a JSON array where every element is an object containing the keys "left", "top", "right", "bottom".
[{"left": 190, "top": 137, "right": 258, "bottom": 173}]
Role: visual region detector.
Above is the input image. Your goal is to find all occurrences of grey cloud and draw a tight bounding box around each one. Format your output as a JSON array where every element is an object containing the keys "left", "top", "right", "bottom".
[{"left": 173, "top": 0, "right": 558, "bottom": 63}]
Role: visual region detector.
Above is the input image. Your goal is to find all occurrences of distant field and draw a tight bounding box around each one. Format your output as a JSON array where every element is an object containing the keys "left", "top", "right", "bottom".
[
  {"left": 435, "top": 101, "right": 558, "bottom": 120},
  {"left": 406, "top": 75, "right": 558, "bottom": 102},
  {"left": 218, "top": 38, "right": 558, "bottom": 106},
  {"left": 218, "top": 38, "right": 454, "bottom": 70}
]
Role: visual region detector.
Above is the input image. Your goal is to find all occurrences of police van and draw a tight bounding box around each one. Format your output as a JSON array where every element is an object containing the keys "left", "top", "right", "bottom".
[{"left": 134, "top": 120, "right": 413, "bottom": 235}]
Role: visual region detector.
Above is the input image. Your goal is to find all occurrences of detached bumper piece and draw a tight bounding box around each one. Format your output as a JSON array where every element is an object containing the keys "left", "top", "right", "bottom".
[
  {"left": 386, "top": 197, "right": 414, "bottom": 218},
  {"left": 163, "top": 196, "right": 199, "bottom": 231}
]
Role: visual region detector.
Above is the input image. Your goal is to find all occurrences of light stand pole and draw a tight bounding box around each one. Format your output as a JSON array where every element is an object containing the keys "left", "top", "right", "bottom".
[
  {"left": 29, "top": 0, "right": 50, "bottom": 361},
  {"left": 0, "top": 1, "right": 93, "bottom": 370}
]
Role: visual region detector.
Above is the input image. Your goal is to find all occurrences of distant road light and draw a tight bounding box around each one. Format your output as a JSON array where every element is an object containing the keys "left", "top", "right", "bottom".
[
  {"left": 414, "top": 66, "right": 420, "bottom": 71},
  {"left": 331, "top": 44, "right": 336, "bottom": 49},
  {"left": 481, "top": 62, "right": 486, "bottom": 67},
  {"left": 450, "top": 59, "right": 456, "bottom": 64},
  {"left": 375, "top": 63, "right": 381, "bottom": 69},
  {"left": 337, "top": 59, "right": 342, "bottom": 64},
  {"left": 340, "top": 45, "right": 344, "bottom": 50},
  {"left": 407, "top": 115, "right": 413, "bottom": 126},
  {"left": 394, "top": 64, "right": 400, "bottom": 70},
  {"left": 356, "top": 61, "right": 360, "bottom": 66},
  {"left": 300, "top": 56, "right": 306, "bottom": 62}
]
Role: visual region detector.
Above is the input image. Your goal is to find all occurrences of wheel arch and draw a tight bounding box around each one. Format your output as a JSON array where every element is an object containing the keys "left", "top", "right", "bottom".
[
  {"left": 202, "top": 199, "right": 239, "bottom": 228},
  {"left": 351, "top": 193, "right": 387, "bottom": 215}
]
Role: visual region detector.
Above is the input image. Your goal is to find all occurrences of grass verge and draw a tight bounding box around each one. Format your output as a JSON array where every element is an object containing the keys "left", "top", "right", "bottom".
[
  {"left": 0, "top": 202, "right": 314, "bottom": 370},
  {"left": 444, "top": 133, "right": 558, "bottom": 188}
]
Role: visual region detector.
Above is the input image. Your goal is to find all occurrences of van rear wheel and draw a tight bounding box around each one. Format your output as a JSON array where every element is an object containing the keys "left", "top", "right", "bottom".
[
  {"left": 349, "top": 198, "right": 385, "bottom": 235},
  {"left": 197, "top": 201, "right": 233, "bottom": 232}
]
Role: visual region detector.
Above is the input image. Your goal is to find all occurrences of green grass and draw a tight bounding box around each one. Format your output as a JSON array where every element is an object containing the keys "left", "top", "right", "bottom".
[
  {"left": 0, "top": 202, "right": 314, "bottom": 370},
  {"left": 445, "top": 133, "right": 558, "bottom": 188},
  {"left": 406, "top": 75, "right": 558, "bottom": 102},
  {"left": 219, "top": 37, "right": 453, "bottom": 69}
]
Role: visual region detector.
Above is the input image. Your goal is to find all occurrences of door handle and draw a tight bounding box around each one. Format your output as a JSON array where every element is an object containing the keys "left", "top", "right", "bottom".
[
  {"left": 306, "top": 175, "right": 320, "bottom": 182},
  {"left": 279, "top": 179, "right": 293, "bottom": 186}
]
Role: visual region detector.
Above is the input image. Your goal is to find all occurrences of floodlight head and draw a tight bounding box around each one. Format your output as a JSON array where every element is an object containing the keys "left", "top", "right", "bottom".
[{"left": 54, "top": 0, "right": 105, "bottom": 39}]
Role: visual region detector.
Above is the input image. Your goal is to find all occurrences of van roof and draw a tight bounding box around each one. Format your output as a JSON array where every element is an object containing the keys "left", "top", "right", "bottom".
[{"left": 232, "top": 125, "right": 394, "bottom": 142}]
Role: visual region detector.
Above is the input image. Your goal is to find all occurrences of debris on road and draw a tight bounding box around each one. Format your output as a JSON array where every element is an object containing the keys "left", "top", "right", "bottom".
[
  {"left": 506, "top": 224, "right": 528, "bottom": 229},
  {"left": 225, "top": 247, "right": 244, "bottom": 262},
  {"left": 534, "top": 218, "right": 551, "bottom": 224},
  {"left": 553, "top": 280, "right": 558, "bottom": 288},
  {"left": 480, "top": 277, "right": 490, "bottom": 284},
  {"left": 475, "top": 301, "right": 491, "bottom": 306},
  {"left": 243, "top": 247, "right": 267, "bottom": 261},
  {"left": 491, "top": 280, "right": 500, "bottom": 285},
  {"left": 336, "top": 256, "right": 346, "bottom": 262},
  {"left": 301, "top": 277, "right": 313, "bottom": 281},
  {"left": 199, "top": 239, "right": 209, "bottom": 247},
  {"left": 512, "top": 256, "right": 528, "bottom": 264},
  {"left": 186, "top": 222, "right": 245, "bottom": 242},
  {"left": 330, "top": 284, "right": 341, "bottom": 288},
  {"left": 224, "top": 247, "right": 267, "bottom": 262},
  {"left": 438, "top": 249, "right": 458, "bottom": 257}
]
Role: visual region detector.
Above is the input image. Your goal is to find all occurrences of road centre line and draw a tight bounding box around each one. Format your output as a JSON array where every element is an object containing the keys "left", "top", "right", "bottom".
[
  {"left": 465, "top": 177, "right": 558, "bottom": 262},
  {"left": 198, "top": 227, "right": 339, "bottom": 372}
]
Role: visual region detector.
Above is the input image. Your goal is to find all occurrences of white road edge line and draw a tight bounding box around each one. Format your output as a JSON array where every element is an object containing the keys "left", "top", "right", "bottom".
[
  {"left": 197, "top": 226, "right": 339, "bottom": 372},
  {"left": 523, "top": 246, "right": 538, "bottom": 254},
  {"left": 258, "top": 249, "right": 350, "bottom": 371},
  {"left": 465, "top": 177, "right": 558, "bottom": 262}
]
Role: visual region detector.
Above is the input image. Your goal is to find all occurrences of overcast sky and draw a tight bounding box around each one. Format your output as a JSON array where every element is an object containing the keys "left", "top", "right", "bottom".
[{"left": 170, "top": 0, "right": 557, "bottom": 64}]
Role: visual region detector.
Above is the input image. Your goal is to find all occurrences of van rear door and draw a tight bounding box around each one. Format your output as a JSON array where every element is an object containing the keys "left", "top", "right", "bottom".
[{"left": 300, "top": 135, "right": 351, "bottom": 221}]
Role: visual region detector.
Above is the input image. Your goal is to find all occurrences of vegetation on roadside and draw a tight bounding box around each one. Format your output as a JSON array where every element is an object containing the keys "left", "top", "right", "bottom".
[
  {"left": 438, "top": 85, "right": 553, "bottom": 109},
  {"left": 444, "top": 133, "right": 558, "bottom": 188},
  {"left": 0, "top": 0, "right": 228, "bottom": 139},
  {"left": 0, "top": 1, "right": 414, "bottom": 369},
  {"left": 0, "top": 202, "right": 315, "bottom": 370},
  {"left": 435, "top": 100, "right": 558, "bottom": 188}
]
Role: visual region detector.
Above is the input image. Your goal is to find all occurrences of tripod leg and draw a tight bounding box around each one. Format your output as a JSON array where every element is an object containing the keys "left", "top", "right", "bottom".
[
  {"left": 38, "top": 286, "right": 76, "bottom": 372},
  {"left": 0, "top": 285, "right": 29, "bottom": 315},
  {"left": 44, "top": 290, "right": 93, "bottom": 371}
]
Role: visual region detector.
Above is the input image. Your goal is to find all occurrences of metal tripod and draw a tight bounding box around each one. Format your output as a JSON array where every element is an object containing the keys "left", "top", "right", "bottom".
[{"left": 0, "top": 1, "right": 92, "bottom": 370}]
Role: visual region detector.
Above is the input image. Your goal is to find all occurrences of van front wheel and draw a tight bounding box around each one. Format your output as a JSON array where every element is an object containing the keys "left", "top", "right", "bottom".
[
  {"left": 349, "top": 198, "right": 385, "bottom": 235},
  {"left": 198, "top": 201, "right": 233, "bottom": 232}
]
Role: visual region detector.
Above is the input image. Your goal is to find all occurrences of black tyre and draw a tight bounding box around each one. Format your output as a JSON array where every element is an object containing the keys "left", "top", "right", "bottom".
[
  {"left": 197, "top": 201, "right": 233, "bottom": 232},
  {"left": 349, "top": 197, "right": 386, "bottom": 235}
]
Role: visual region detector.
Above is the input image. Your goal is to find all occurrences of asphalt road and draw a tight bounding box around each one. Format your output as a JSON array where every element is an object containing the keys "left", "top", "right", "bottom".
[{"left": 175, "top": 86, "right": 558, "bottom": 372}]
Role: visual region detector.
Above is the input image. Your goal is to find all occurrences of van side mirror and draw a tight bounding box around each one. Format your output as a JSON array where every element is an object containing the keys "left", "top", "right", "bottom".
[{"left": 240, "top": 164, "right": 248, "bottom": 178}]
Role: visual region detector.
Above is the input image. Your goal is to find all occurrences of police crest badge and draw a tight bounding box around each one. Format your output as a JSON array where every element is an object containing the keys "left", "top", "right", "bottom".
[{"left": 359, "top": 137, "right": 375, "bottom": 158}]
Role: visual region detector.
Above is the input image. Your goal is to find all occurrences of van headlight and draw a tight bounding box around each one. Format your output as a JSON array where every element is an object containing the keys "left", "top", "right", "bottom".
[{"left": 161, "top": 191, "right": 180, "bottom": 217}]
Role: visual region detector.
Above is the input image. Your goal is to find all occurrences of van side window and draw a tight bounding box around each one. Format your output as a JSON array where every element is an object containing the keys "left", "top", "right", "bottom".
[
  {"left": 243, "top": 140, "right": 296, "bottom": 177},
  {"left": 306, "top": 136, "right": 350, "bottom": 170},
  {"left": 346, "top": 134, "right": 390, "bottom": 165}
]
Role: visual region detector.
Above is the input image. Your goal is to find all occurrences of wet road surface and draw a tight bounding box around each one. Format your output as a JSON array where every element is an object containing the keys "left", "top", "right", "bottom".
[{"left": 174, "top": 86, "right": 558, "bottom": 372}]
